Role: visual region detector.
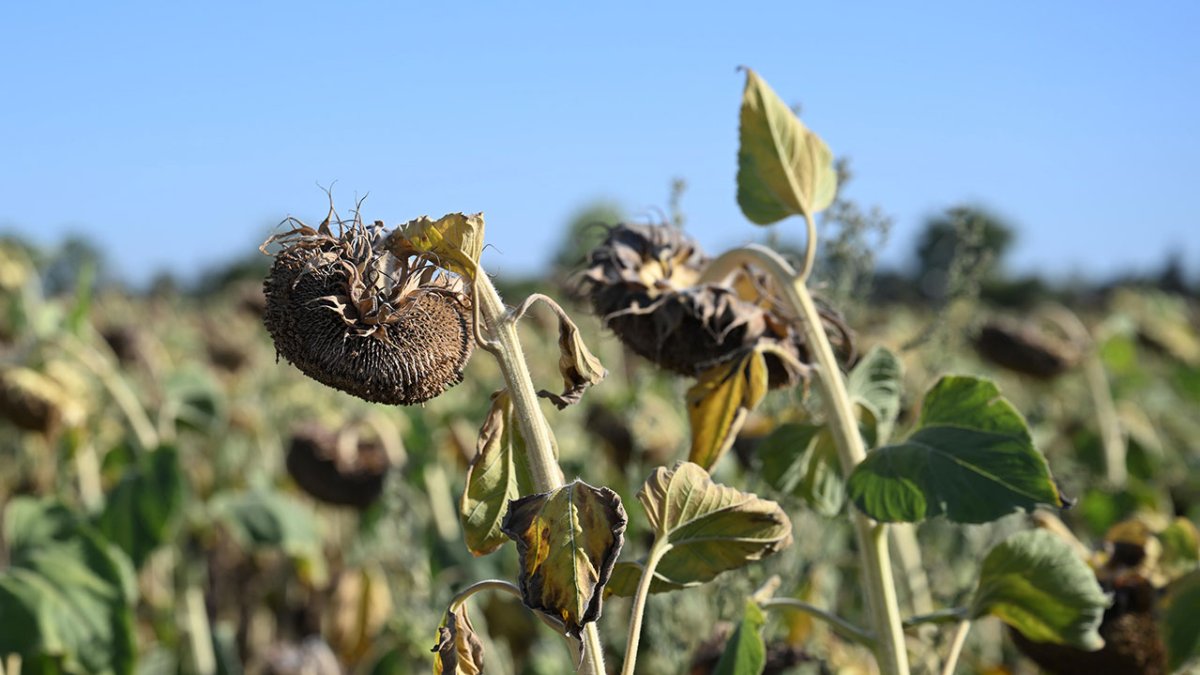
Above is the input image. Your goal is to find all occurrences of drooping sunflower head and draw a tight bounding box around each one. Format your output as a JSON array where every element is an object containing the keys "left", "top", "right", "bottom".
[
  {"left": 580, "top": 223, "right": 853, "bottom": 388},
  {"left": 261, "top": 211, "right": 473, "bottom": 405},
  {"left": 285, "top": 422, "right": 390, "bottom": 510}
]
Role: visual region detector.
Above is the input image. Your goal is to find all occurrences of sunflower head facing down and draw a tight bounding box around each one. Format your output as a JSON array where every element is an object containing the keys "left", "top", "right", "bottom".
[
  {"left": 580, "top": 222, "right": 853, "bottom": 389},
  {"left": 261, "top": 210, "right": 473, "bottom": 405}
]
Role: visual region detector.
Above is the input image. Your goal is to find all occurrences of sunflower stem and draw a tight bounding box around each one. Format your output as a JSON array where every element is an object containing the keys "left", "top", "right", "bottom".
[
  {"left": 620, "top": 539, "right": 672, "bottom": 675},
  {"left": 940, "top": 620, "right": 972, "bottom": 675},
  {"left": 473, "top": 273, "right": 564, "bottom": 490},
  {"left": 703, "top": 245, "right": 911, "bottom": 675},
  {"left": 472, "top": 272, "right": 604, "bottom": 675},
  {"left": 759, "top": 598, "right": 876, "bottom": 648}
]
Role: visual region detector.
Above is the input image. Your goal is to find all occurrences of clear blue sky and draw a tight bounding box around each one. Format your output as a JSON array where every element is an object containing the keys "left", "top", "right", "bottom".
[{"left": 3, "top": 2, "right": 1198, "bottom": 286}]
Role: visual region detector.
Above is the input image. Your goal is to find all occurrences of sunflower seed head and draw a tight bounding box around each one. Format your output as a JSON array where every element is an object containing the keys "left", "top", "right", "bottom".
[
  {"left": 580, "top": 223, "right": 853, "bottom": 388},
  {"left": 262, "top": 211, "right": 473, "bottom": 405}
]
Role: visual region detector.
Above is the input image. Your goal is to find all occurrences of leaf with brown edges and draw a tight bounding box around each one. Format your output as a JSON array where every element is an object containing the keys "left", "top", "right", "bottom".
[
  {"left": 538, "top": 311, "right": 607, "bottom": 409},
  {"left": 500, "top": 480, "right": 626, "bottom": 637},
  {"left": 431, "top": 604, "right": 484, "bottom": 675}
]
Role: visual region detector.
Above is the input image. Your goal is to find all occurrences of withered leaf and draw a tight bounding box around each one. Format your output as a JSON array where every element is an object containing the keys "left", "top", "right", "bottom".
[
  {"left": 687, "top": 349, "right": 769, "bottom": 469},
  {"left": 537, "top": 312, "right": 607, "bottom": 409},
  {"left": 460, "top": 391, "right": 535, "bottom": 556},
  {"left": 390, "top": 213, "right": 485, "bottom": 280},
  {"left": 500, "top": 480, "right": 627, "bottom": 637},
  {"left": 607, "top": 462, "right": 792, "bottom": 597},
  {"left": 431, "top": 604, "right": 485, "bottom": 675}
]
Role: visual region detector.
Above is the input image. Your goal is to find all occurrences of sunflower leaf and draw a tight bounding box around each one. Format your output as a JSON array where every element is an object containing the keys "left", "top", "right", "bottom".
[{"left": 501, "top": 481, "right": 626, "bottom": 637}]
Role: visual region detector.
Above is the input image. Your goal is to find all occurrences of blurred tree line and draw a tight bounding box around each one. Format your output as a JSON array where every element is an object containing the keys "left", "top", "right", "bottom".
[{"left": 2, "top": 186, "right": 1195, "bottom": 307}]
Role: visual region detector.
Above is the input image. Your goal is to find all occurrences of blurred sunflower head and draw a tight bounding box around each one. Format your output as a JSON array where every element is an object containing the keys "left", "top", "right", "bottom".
[
  {"left": 285, "top": 423, "right": 390, "bottom": 510},
  {"left": 261, "top": 210, "right": 473, "bottom": 405},
  {"left": 580, "top": 223, "right": 853, "bottom": 388},
  {"left": 972, "top": 315, "right": 1082, "bottom": 380}
]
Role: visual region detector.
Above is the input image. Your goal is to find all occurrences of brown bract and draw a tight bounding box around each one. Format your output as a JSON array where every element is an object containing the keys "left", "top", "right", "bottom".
[
  {"left": 580, "top": 223, "right": 851, "bottom": 388},
  {"left": 261, "top": 213, "right": 473, "bottom": 405}
]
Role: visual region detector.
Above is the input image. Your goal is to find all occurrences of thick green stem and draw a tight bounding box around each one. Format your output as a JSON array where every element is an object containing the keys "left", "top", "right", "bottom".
[
  {"left": 620, "top": 540, "right": 672, "bottom": 675},
  {"left": 472, "top": 273, "right": 602, "bottom": 674},
  {"left": 703, "top": 245, "right": 910, "bottom": 675},
  {"left": 474, "top": 274, "right": 564, "bottom": 489}
]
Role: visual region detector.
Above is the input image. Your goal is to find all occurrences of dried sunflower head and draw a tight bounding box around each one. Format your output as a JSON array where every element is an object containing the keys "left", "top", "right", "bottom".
[
  {"left": 972, "top": 316, "right": 1081, "bottom": 380},
  {"left": 580, "top": 223, "right": 852, "bottom": 388},
  {"left": 262, "top": 210, "right": 473, "bottom": 405},
  {"left": 285, "top": 423, "right": 390, "bottom": 510},
  {"left": 0, "top": 365, "right": 85, "bottom": 435}
]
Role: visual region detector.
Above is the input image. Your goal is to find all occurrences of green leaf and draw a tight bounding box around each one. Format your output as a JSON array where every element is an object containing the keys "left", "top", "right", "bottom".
[
  {"left": 687, "top": 350, "right": 768, "bottom": 470},
  {"left": 970, "top": 530, "right": 1107, "bottom": 650},
  {"left": 460, "top": 391, "right": 535, "bottom": 556},
  {"left": 759, "top": 423, "right": 845, "bottom": 516},
  {"left": 431, "top": 605, "right": 485, "bottom": 675},
  {"left": 846, "top": 345, "right": 903, "bottom": 446},
  {"left": 0, "top": 498, "right": 137, "bottom": 675},
  {"left": 500, "top": 480, "right": 626, "bottom": 637},
  {"left": 847, "top": 375, "right": 1063, "bottom": 523},
  {"left": 211, "top": 490, "right": 322, "bottom": 567},
  {"left": 391, "top": 213, "right": 485, "bottom": 279},
  {"left": 737, "top": 68, "right": 837, "bottom": 225},
  {"left": 1163, "top": 571, "right": 1200, "bottom": 669},
  {"left": 608, "top": 462, "right": 792, "bottom": 597},
  {"left": 95, "top": 445, "right": 186, "bottom": 569},
  {"left": 714, "top": 600, "right": 766, "bottom": 675}
]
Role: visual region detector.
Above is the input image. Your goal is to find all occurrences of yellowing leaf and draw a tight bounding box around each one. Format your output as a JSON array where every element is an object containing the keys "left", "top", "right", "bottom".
[
  {"left": 537, "top": 310, "right": 607, "bottom": 409},
  {"left": 460, "top": 391, "right": 535, "bottom": 556},
  {"left": 605, "top": 462, "right": 792, "bottom": 597},
  {"left": 737, "top": 68, "right": 837, "bottom": 225},
  {"left": 500, "top": 480, "right": 626, "bottom": 637},
  {"left": 971, "top": 530, "right": 1107, "bottom": 651},
  {"left": 391, "top": 213, "right": 485, "bottom": 279},
  {"left": 431, "top": 604, "right": 485, "bottom": 675},
  {"left": 687, "top": 350, "right": 768, "bottom": 470}
]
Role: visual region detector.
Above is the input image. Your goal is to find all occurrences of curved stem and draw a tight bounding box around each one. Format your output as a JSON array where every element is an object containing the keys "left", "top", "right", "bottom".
[
  {"left": 903, "top": 608, "right": 968, "bottom": 630},
  {"left": 472, "top": 272, "right": 601, "bottom": 674},
  {"left": 449, "top": 579, "right": 523, "bottom": 612},
  {"left": 620, "top": 540, "right": 672, "bottom": 675},
  {"left": 760, "top": 598, "right": 875, "bottom": 647},
  {"left": 702, "top": 245, "right": 910, "bottom": 675},
  {"left": 940, "top": 620, "right": 972, "bottom": 675},
  {"left": 799, "top": 212, "right": 818, "bottom": 282}
]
